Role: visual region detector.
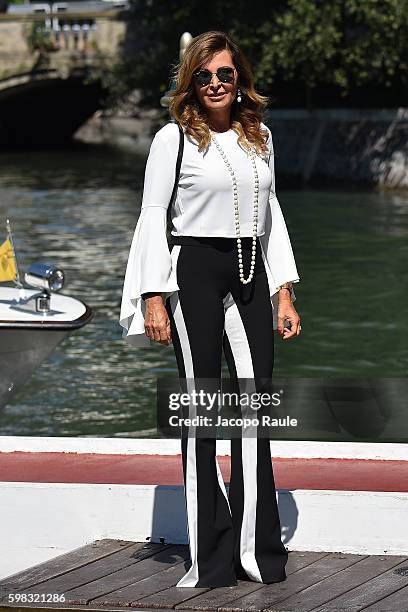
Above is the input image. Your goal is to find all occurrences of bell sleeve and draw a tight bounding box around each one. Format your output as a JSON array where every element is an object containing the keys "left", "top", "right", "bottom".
[
  {"left": 119, "top": 127, "right": 180, "bottom": 347},
  {"left": 258, "top": 126, "right": 301, "bottom": 328}
]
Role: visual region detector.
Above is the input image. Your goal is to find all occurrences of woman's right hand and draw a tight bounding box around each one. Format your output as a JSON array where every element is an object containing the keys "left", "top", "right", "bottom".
[{"left": 144, "top": 294, "right": 172, "bottom": 345}]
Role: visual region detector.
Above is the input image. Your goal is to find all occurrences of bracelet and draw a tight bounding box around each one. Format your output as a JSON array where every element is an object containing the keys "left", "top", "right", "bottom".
[
  {"left": 278, "top": 282, "right": 293, "bottom": 301},
  {"left": 278, "top": 282, "right": 293, "bottom": 291}
]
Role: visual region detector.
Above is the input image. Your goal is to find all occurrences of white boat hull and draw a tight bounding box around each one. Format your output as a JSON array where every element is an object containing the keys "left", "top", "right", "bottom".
[{"left": 0, "top": 287, "right": 93, "bottom": 407}]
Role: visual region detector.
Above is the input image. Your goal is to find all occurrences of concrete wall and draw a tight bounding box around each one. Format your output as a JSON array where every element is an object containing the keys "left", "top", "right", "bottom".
[
  {"left": 0, "top": 23, "right": 32, "bottom": 76},
  {"left": 265, "top": 109, "right": 408, "bottom": 189}
]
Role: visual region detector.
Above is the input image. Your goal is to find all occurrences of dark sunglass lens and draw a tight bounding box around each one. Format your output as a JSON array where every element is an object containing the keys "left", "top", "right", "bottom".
[
  {"left": 217, "top": 67, "right": 234, "bottom": 83},
  {"left": 195, "top": 70, "right": 212, "bottom": 86}
]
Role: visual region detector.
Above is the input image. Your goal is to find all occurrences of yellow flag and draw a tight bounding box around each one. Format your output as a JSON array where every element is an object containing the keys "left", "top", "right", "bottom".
[{"left": 0, "top": 237, "right": 17, "bottom": 282}]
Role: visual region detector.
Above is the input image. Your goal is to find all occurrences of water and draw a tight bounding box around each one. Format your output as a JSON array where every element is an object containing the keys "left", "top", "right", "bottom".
[{"left": 0, "top": 141, "right": 407, "bottom": 437}]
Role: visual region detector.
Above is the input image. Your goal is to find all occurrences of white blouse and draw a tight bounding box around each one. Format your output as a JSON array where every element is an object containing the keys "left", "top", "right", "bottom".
[{"left": 119, "top": 121, "right": 300, "bottom": 347}]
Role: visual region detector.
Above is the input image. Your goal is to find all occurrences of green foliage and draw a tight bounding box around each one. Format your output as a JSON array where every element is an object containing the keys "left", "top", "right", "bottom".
[
  {"left": 106, "top": 0, "right": 408, "bottom": 109},
  {"left": 25, "top": 22, "right": 54, "bottom": 55},
  {"left": 339, "top": 0, "right": 408, "bottom": 89},
  {"left": 257, "top": 1, "right": 343, "bottom": 87}
]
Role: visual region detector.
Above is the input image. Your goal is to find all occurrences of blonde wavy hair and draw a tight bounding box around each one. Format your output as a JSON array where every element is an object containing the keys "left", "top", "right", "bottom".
[{"left": 168, "top": 31, "right": 270, "bottom": 156}]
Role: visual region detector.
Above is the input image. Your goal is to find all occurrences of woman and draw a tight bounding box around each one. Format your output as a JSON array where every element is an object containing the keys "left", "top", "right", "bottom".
[{"left": 119, "top": 30, "right": 301, "bottom": 588}]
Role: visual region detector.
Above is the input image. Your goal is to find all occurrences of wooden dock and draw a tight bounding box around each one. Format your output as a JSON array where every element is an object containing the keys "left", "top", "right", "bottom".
[{"left": 1, "top": 539, "right": 408, "bottom": 612}]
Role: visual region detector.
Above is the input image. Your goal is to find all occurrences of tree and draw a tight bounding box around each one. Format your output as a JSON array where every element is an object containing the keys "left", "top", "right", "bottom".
[{"left": 105, "top": 0, "right": 408, "bottom": 110}]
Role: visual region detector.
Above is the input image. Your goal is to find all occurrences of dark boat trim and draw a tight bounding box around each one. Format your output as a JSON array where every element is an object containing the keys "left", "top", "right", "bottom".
[{"left": 0, "top": 302, "right": 94, "bottom": 330}]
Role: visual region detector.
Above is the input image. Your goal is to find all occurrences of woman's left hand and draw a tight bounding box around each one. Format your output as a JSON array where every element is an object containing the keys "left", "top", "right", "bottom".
[{"left": 277, "top": 291, "right": 301, "bottom": 340}]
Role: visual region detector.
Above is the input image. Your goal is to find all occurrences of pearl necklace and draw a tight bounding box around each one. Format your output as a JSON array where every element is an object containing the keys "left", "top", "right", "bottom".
[{"left": 210, "top": 132, "right": 259, "bottom": 284}]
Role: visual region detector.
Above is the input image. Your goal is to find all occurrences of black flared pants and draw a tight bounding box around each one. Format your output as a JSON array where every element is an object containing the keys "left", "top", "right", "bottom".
[{"left": 165, "top": 236, "right": 288, "bottom": 588}]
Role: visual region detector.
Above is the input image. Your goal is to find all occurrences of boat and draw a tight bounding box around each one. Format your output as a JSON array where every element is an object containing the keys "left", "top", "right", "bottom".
[{"left": 0, "top": 222, "right": 93, "bottom": 408}]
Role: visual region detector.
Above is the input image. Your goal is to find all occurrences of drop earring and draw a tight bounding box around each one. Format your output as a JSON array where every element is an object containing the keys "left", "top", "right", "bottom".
[{"left": 237, "top": 88, "right": 242, "bottom": 103}]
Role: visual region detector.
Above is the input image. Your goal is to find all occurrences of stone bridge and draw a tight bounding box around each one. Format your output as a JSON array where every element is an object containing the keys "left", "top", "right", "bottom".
[{"left": 0, "top": 4, "right": 127, "bottom": 148}]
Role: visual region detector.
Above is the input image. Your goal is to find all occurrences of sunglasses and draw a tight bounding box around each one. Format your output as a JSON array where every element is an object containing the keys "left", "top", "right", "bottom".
[{"left": 193, "top": 66, "right": 235, "bottom": 87}]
